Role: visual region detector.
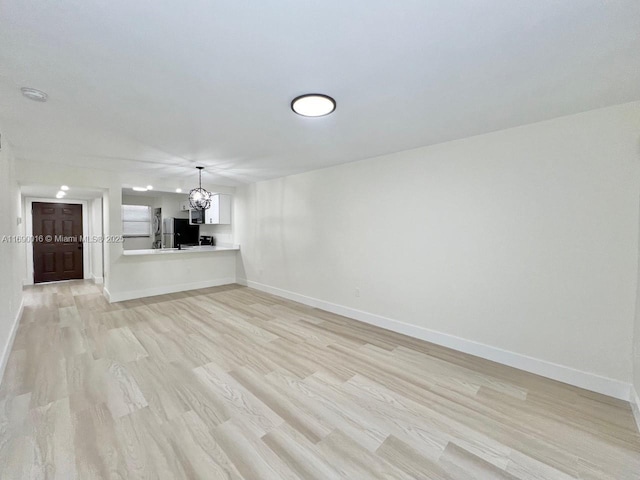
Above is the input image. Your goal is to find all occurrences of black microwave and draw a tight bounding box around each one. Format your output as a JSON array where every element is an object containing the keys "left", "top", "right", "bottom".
[{"left": 189, "top": 209, "right": 205, "bottom": 225}]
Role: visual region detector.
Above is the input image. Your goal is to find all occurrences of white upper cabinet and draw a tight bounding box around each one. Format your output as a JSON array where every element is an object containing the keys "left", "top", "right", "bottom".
[{"left": 205, "top": 194, "right": 231, "bottom": 225}]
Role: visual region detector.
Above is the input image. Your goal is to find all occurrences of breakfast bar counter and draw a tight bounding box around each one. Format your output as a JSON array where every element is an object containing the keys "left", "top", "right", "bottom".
[{"left": 122, "top": 245, "right": 240, "bottom": 256}]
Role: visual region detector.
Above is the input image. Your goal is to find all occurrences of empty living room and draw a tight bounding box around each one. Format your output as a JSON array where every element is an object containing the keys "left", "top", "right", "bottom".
[{"left": 0, "top": 1, "right": 639, "bottom": 479}]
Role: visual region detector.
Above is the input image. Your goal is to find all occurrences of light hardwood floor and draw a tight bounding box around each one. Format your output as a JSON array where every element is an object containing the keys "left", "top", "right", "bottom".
[{"left": 1, "top": 280, "right": 638, "bottom": 479}]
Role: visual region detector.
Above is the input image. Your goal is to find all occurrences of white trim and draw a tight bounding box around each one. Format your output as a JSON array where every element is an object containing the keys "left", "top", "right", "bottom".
[
  {"left": 631, "top": 387, "right": 640, "bottom": 434},
  {"left": 24, "top": 198, "right": 91, "bottom": 284},
  {"left": 103, "top": 286, "right": 111, "bottom": 302},
  {"left": 238, "top": 278, "right": 632, "bottom": 401},
  {"left": 107, "top": 277, "right": 236, "bottom": 303},
  {"left": 0, "top": 297, "right": 24, "bottom": 384},
  {"left": 93, "top": 275, "right": 104, "bottom": 285}
]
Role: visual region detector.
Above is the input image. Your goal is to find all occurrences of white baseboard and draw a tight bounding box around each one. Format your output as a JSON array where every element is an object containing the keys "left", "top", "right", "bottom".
[
  {"left": 93, "top": 275, "right": 104, "bottom": 285},
  {"left": 238, "top": 278, "right": 632, "bottom": 401},
  {"left": 107, "top": 277, "right": 237, "bottom": 303},
  {"left": 0, "top": 297, "right": 24, "bottom": 385},
  {"left": 631, "top": 387, "right": 640, "bottom": 434}
]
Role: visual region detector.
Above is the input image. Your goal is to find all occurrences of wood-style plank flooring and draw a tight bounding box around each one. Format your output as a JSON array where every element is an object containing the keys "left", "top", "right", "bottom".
[{"left": 1, "top": 280, "right": 638, "bottom": 479}]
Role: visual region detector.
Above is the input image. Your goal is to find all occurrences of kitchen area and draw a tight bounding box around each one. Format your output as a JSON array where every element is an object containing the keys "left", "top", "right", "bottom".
[
  {"left": 105, "top": 185, "right": 240, "bottom": 302},
  {"left": 121, "top": 187, "right": 236, "bottom": 253}
]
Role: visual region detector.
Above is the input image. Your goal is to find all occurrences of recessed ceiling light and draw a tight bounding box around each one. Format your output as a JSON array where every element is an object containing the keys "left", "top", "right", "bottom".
[
  {"left": 60, "top": 185, "right": 69, "bottom": 191},
  {"left": 21, "top": 87, "right": 48, "bottom": 102},
  {"left": 146, "top": 185, "right": 153, "bottom": 190},
  {"left": 132, "top": 187, "right": 147, "bottom": 192},
  {"left": 176, "top": 188, "right": 182, "bottom": 193},
  {"left": 291, "top": 94, "right": 336, "bottom": 117},
  {"left": 56, "top": 190, "right": 66, "bottom": 197}
]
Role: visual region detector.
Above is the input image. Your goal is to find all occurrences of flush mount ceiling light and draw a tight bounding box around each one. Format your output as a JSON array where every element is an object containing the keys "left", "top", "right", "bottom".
[
  {"left": 60, "top": 185, "right": 69, "bottom": 191},
  {"left": 189, "top": 166, "right": 212, "bottom": 210},
  {"left": 21, "top": 87, "right": 48, "bottom": 102},
  {"left": 175, "top": 188, "right": 182, "bottom": 193},
  {"left": 146, "top": 185, "right": 153, "bottom": 190},
  {"left": 56, "top": 190, "right": 66, "bottom": 199},
  {"left": 291, "top": 94, "right": 336, "bottom": 117}
]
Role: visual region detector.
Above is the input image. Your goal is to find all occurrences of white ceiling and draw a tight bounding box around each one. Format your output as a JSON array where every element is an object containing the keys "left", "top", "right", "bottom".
[
  {"left": 21, "top": 184, "right": 105, "bottom": 200},
  {"left": 1, "top": 0, "right": 639, "bottom": 186}
]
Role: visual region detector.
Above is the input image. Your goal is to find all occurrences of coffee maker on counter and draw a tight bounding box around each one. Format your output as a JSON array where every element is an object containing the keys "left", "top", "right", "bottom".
[{"left": 199, "top": 235, "right": 215, "bottom": 246}]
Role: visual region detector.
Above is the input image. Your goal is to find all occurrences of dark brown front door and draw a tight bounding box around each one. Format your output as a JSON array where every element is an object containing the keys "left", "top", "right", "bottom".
[{"left": 33, "top": 202, "right": 84, "bottom": 283}]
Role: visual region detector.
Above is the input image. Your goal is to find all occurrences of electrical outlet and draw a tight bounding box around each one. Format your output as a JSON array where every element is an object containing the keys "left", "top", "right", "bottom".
[{"left": 355, "top": 287, "right": 360, "bottom": 297}]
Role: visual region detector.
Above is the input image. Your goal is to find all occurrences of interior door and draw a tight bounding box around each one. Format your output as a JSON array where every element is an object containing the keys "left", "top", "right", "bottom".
[{"left": 32, "top": 202, "right": 84, "bottom": 283}]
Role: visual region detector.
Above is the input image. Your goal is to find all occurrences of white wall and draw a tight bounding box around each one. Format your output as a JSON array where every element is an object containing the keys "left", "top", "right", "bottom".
[
  {"left": 106, "top": 251, "right": 237, "bottom": 302},
  {"left": 159, "top": 192, "right": 187, "bottom": 220},
  {"left": 90, "top": 197, "right": 103, "bottom": 281},
  {"left": 102, "top": 190, "right": 112, "bottom": 292},
  {"left": 0, "top": 137, "right": 24, "bottom": 379},
  {"left": 235, "top": 102, "right": 640, "bottom": 398},
  {"left": 200, "top": 223, "right": 234, "bottom": 246},
  {"left": 633, "top": 196, "right": 640, "bottom": 427}
]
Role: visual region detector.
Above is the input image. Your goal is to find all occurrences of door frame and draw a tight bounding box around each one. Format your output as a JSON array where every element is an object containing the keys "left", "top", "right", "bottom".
[{"left": 25, "top": 197, "right": 91, "bottom": 285}]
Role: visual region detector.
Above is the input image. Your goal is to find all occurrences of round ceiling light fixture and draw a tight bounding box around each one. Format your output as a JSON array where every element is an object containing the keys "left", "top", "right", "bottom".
[
  {"left": 21, "top": 87, "right": 48, "bottom": 102},
  {"left": 291, "top": 94, "right": 336, "bottom": 117}
]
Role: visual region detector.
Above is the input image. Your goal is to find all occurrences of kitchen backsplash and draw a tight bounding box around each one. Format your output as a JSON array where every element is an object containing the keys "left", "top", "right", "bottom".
[{"left": 200, "top": 223, "right": 234, "bottom": 245}]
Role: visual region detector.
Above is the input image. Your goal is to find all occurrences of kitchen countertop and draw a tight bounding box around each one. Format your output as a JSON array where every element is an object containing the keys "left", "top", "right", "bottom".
[{"left": 122, "top": 245, "right": 240, "bottom": 256}]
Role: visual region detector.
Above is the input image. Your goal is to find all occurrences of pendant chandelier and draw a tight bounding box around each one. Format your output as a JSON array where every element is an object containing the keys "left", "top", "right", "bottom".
[{"left": 189, "top": 166, "right": 212, "bottom": 210}]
